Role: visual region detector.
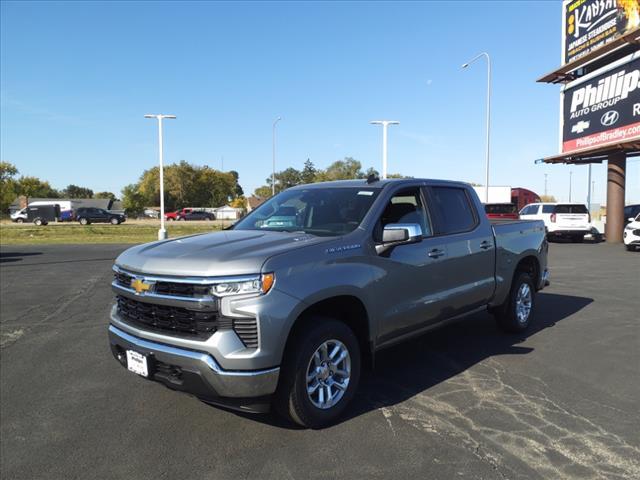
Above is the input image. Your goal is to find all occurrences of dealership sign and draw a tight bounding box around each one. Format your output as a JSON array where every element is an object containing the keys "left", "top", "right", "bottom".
[
  {"left": 562, "top": 54, "right": 640, "bottom": 153},
  {"left": 564, "top": 0, "right": 640, "bottom": 65}
]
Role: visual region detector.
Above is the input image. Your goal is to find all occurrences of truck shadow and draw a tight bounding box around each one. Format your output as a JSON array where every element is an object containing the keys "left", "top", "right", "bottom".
[
  {"left": 236, "top": 292, "right": 593, "bottom": 429},
  {"left": 0, "top": 251, "right": 43, "bottom": 263}
]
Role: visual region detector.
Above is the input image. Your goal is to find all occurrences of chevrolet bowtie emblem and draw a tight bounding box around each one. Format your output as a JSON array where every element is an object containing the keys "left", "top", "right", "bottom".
[{"left": 131, "top": 278, "right": 153, "bottom": 295}]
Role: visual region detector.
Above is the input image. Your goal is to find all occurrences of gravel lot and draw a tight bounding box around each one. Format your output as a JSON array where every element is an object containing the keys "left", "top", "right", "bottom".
[{"left": 1, "top": 242, "right": 639, "bottom": 479}]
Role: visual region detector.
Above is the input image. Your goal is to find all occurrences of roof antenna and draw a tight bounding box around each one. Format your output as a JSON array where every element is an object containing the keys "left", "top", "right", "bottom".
[{"left": 366, "top": 173, "right": 380, "bottom": 184}]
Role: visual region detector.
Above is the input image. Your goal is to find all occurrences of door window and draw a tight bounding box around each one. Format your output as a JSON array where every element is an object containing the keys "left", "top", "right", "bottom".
[
  {"left": 376, "top": 187, "right": 431, "bottom": 240},
  {"left": 429, "top": 187, "right": 477, "bottom": 234}
]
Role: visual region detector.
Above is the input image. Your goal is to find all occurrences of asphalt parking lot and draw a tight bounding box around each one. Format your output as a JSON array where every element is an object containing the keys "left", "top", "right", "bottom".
[{"left": 1, "top": 242, "right": 639, "bottom": 479}]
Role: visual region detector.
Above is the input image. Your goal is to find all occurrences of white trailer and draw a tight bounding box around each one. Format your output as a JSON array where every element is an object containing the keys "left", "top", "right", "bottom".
[{"left": 472, "top": 186, "right": 512, "bottom": 204}]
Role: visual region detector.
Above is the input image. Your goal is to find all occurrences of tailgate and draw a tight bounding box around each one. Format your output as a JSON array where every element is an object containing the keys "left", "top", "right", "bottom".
[{"left": 556, "top": 213, "right": 589, "bottom": 227}]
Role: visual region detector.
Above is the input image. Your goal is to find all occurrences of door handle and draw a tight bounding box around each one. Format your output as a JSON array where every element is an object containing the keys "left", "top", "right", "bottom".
[
  {"left": 480, "top": 241, "right": 493, "bottom": 250},
  {"left": 428, "top": 248, "right": 445, "bottom": 258}
]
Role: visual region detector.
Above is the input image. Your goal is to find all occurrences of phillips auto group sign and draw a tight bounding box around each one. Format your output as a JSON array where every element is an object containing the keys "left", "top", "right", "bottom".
[
  {"left": 564, "top": 0, "right": 640, "bottom": 65},
  {"left": 562, "top": 54, "right": 640, "bottom": 153}
]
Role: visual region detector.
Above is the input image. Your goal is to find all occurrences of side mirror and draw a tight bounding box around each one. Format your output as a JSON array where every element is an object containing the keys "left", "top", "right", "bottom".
[
  {"left": 376, "top": 223, "right": 422, "bottom": 254},
  {"left": 629, "top": 217, "right": 635, "bottom": 222}
]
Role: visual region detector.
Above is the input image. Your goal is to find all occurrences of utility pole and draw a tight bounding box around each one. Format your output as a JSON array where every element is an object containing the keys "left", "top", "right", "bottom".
[
  {"left": 544, "top": 173, "right": 548, "bottom": 197},
  {"left": 587, "top": 164, "right": 592, "bottom": 213}
]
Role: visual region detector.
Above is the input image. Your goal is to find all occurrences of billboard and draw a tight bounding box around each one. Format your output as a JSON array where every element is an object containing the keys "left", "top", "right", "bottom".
[
  {"left": 562, "top": 53, "right": 640, "bottom": 153},
  {"left": 563, "top": 0, "right": 640, "bottom": 65}
]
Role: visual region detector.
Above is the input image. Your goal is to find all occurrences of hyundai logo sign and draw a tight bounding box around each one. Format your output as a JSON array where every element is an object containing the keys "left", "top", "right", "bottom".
[{"left": 600, "top": 110, "right": 619, "bottom": 127}]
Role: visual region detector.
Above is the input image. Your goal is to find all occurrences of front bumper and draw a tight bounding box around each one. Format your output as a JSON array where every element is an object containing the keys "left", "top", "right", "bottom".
[{"left": 108, "top": 325, "right": 280, "bottom": 412}]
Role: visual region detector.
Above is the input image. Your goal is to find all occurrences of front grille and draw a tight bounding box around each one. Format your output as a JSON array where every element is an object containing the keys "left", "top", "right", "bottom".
[
  {"left": 116, "top": 295, "right": 218, "bottom": 340},
  {"left": 114, "top": 270, "right": 210, "bottom": 298}
]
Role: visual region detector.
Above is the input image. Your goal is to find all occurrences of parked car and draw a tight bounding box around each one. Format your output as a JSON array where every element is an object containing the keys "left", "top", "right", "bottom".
[
  {"left": 143, "top": 209, "right": 160, "bottom": 219},
  {"left": 519, "top": 202, "right": 590, "bottom": 242},
  {"left": 624, "top": 213, "right": 640, "bottom": 251},
  {"left": 484, "top": 203, "right": 519, "bottom": 220},
  {"left": 109, "top": 178, "right": 549, "bottom": 428},
  {"left": 26, "top": 205, "right": 60, "bottom": 226},
  {"left": 74, "top": 207, "right": 126, "bottom": 225},
  {"left": 624, "top": 204, "right": 640, "bottom": 226},
  {"left": 177, "top": 210, "right": 215, "bottom": 221},
  {"left": 165, "top": 208, "right": 193, "bottom": 221}
]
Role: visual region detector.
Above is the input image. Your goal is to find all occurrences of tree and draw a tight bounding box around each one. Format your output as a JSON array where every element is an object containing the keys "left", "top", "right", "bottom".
[
  {"left": 121, "top": 184, "right": 146, "bottom": 216},
  {"left": 316, "top": 157, "right": 364, "bottom": 181},
  {"left": 0, "top": 162, "right": 19, "bottom": 213},
  {"left": 63, "top": 184, "right": 94, "bottom": 198},
  {"left": 539, "top": 195, "right": 557, "bottom": 202},
  {"left": 301, "top": 159, "right": 317, "bottom": 184},
  {"left": 254, "top": 185, "right": 272, "bottom": 198},
  {"left": 16, "top": 176, "right": 59, "bottom": 204},
  {"left": 229, "top": 170, "right": 244, "bottom": 198},
  {"left": 95, "top": 191, "right": 117, "bottom": 200}
]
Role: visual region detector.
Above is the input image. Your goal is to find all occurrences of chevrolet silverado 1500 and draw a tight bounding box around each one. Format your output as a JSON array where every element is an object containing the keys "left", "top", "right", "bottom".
[{"left": 109, "top": 178, "right": 549, "bottom": 428}]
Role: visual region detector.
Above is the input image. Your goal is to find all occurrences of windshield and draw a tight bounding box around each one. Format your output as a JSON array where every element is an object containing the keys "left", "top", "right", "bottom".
[{"left": 234, "top": 187, "right": 381, "bottom": 236}]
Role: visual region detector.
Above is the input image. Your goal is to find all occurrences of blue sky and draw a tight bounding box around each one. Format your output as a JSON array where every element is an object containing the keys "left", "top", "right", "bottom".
[{"left": 1, "top": 0, "right": 638, "bottom": 204}]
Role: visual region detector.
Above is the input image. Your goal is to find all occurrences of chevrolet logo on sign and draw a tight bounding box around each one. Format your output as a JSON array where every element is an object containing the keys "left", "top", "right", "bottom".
[{"left": 130, "top": 277, "right": 154, "bottom": 295}]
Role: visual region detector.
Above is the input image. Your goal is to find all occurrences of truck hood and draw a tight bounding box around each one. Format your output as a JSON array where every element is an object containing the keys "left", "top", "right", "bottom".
[{"left": 115, "top": 229, "right": 331, "bottom": 277}]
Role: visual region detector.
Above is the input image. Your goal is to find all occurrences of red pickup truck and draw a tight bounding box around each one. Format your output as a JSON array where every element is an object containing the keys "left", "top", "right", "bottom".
[{"left": 165, "top": 208, "right": 193, "bottom": 221}]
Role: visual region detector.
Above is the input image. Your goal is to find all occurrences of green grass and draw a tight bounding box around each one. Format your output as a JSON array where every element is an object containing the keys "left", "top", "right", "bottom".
[{"left": 0, "top": 223, "right": 223, "bottom": 245}]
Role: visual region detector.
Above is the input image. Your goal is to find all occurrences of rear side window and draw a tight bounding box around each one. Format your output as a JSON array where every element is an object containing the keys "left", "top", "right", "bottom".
[
  {"left": 485, "top": 204, "right": 517, "bottom": 214},
  {"left": 520, "top": 205, "right": 536, "bottom": 215},
  {"left": 429, "top": 187, "right": 477, "bottom": 234},
  {"left": 542, "top": 205, "right": 555, "bottom": 213},
  {"left": 555, "top": 204, "right": 588, "bottom": 214}
]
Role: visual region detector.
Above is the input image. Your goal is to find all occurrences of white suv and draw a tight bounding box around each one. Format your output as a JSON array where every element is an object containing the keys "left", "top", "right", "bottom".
[
  {"left": 519, "top": 203, "right": 590, "bottom": 242},
  {"left": 624, "top": 214, "right": 640, "bottom": 251}
]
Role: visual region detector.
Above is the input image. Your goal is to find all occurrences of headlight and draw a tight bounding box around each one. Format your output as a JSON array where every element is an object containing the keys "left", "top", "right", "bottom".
[{"left": 211, "top": 273, "right": 275, "bottom": 297}]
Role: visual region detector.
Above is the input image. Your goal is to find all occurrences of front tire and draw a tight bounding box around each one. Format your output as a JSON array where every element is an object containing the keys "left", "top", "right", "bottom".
[
  {"left": 110, "top": 217, "right": 120, "bottom": 225},
  {"left": 494, "top": 271, "right": 536, "bottom": 333},
  {"left": 16, "top": 218, "right": 24, "bottom": 224},
  {"left": 79, "top": 217, "right": 89, "bottom": 225},
  {"left": 626, "top": 244, "right": 636, "bottom": 251},
  {"left": 275, "top": 318, "right": 361, "bottom": 429}
]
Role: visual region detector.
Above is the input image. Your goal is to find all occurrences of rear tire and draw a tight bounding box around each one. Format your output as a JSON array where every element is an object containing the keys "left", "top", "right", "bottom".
[
  {"left": 34, "top": 218, "right": 43, "bottom": 226},
  {"left": 494, "top": 271, "right": 536, "bottom": 333},
  {"left": 16, "top": 218, "right": 24, "bottom": 224},
  {"left": 275, "top": 318, "right": 361, "bottom": 429}
]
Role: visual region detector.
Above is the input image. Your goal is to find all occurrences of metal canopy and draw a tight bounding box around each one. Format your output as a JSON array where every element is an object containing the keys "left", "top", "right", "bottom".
[
  {"left": 539, "top": 142, "right": 640, "bottom": 165},
  {"left": 537, "top": 27, "right": 640, "bottom": 84}
]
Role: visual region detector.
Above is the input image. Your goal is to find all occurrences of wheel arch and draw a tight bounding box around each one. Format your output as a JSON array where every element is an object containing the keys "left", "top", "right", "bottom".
[{"left": 282, "top": 294, "right": 374, "bottom": 370}]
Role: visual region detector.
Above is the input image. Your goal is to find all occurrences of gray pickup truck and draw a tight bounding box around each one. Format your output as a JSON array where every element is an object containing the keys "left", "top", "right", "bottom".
[{"left": 109, "top": 179, "right": 549, "bottom": 428}]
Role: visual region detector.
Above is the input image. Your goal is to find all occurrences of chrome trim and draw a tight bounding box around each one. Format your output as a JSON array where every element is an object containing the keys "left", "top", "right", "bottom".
[
  {"left": 109, "top": 324, "right": 279, "bottom": 398},
  {"left": 112, "top": 281, "right": 218, "bottom": 310},
  {"left": 113, "top": 264, "right": 259, "bottom": 285},
  {"left": 110, "top": 325, "right": 278, "bottom": 377},
  {"left": 384, "top": 223, "right": 423, "bottom": 239}
]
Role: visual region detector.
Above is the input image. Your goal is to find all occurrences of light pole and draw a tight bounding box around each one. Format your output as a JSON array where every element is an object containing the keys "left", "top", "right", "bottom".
[
  {"left": 544, "top": 173, "right": 548, "bottom": 197},
  {"left": 144, "top": 114, "right": 176, "bottom": 240},
  {"left": 370, "top": 120, "right": 399, "bottom": 179},
  {"left": 569, "top": 170, "right": 573, "bottom": 202},
  {"left": 587, "top": 163, "right": 592, "bottom": 213},
  {"left": 462, "top": 52, "right": 491, "bottom": 203},
  {"left": 272, "top": 117, "right": 282, "bottom": 196}
]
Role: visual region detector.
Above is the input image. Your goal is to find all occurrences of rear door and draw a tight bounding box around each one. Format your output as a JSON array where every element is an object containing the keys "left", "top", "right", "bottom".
[{"left": 426, "top": 185, "right": 496, "bottom": 316}]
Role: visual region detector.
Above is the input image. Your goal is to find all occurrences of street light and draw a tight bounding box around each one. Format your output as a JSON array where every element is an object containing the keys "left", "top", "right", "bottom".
[
  {"left": 272, "top": 117, "right": 282, "bottom": 196},
  {"left": 370, "top": 120, "right": 399, "bottom": 179},
  {"left": 462, "top": 52, "right": 491, "bottom": 203},
  {"left": 144, "top": 114, "right": 176, "bottom": 240}
]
